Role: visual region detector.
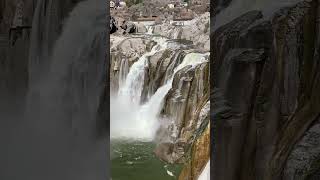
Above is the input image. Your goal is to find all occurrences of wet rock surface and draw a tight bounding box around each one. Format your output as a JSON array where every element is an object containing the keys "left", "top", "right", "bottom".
[
  {"left": 111, "top": 22, "right": 210, "bottom": 179},
  {"left": 1, "top": 1, "right": 109, "bottom": 180},
  {"left": 0, "top": 0, "right": 83, "bottom": 111},
  {"left": 211, "top": 0, "right": 320, "bottom": 179},
  {"left": 110, "top": 36, "right": 154, "bottom": 93},
  {"left": 178, "top": 123, "right": 210, "bottom": 180}
]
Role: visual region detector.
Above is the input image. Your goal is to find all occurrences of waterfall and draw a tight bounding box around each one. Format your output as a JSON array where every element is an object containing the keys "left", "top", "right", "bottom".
[
  {"left": 111, "top": 37, "right": 168, "bottom": 140},
  {"left": 21, "top": 0, "right": 108, "bottom": 179},
  {"left": 111, "top": 51, "right": 208, "bottom": 141},
  {"left": 146, "top": 25, "right": 155, "bottom": 34},
  {"left": 169, "top": 27, "right": 181, "bottom": 39},
  {"left": 118, "top": 58, "right": 129, "bottom": 88},
  {"left": 118, "top": 36, "right": 168, "bottom": 105}
]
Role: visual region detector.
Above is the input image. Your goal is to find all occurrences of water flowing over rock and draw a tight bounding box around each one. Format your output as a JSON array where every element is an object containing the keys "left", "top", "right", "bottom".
[
  {"left": 110, "top": 36, "right": 155, "bottom": 93},
  {"left": 154, "top": 53, "right": 210, "bottom": 163},
  {"left": 111, "top": 22, "right": 210, "bottom": 178},
  {"left": 111, "top": 34, "right": 209, "bottom": 142},
  {"left": 0, "top": 0, "right": 108, "bottom": 179},
  {"left": 211, "top": 0, "right": 320, "bottom": 179},
  {"left": 0, "top": 0, "right": 83, "bottom": 113}
]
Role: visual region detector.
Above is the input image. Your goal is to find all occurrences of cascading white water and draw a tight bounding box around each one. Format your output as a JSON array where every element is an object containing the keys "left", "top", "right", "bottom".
[
  {"left": 111, "top": 49, "right": 208, "bottom": 141},
  {"left": 118, "top": 58, "right": 129, "bottom": 88},
  {"left": 22, "top": 1, "right": 108, "bottom": 179},
  {"left": 146, "top": 26, "right": 155, "bottom": 35},
  {"left": 111, "top": 37, "right": 168, "bottom": 140},
  {"left": 118, "top": 37, "right": 168, "bottom": 105}
]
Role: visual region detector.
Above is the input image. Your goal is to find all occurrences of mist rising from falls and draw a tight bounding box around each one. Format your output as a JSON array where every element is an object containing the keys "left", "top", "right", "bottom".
[
  {"left": 111, "top": 37, "right": 168, "bottom": 140},
  {"left": 111, "top": 37, "right": 208, "bottom": 142},
  {"left": 20, "top": 0, "right": 108, "bottom": 179}
]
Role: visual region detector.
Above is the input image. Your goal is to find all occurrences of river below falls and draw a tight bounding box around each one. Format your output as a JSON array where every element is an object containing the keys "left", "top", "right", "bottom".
[{"left": 111, "top": 141, "right": 182, "bottom": 180}]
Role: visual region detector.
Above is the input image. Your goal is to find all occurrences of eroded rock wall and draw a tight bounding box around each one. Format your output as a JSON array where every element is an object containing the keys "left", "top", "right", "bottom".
[
  {"left": 0, "top": 0, "right": 83, "bottom": 112},
  {"left": 211, "top": 0, "right": 320, "bottom": 179}
]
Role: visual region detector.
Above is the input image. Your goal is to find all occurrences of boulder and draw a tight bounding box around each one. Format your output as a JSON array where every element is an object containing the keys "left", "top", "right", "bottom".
[
  {"left": 120, "top": 20, "right": 137, "bottom": 34},
  {"left": 110, "top": 16, "right": 118, "bottom": 34}
]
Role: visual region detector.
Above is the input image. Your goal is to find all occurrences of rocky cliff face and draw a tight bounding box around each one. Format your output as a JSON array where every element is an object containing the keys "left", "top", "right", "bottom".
[
  {"left": 211, "top": 0, "right": 320, "bottom": 179},
  {"left": 1, "top": 1, "right": 109, "bottom": 180},
  {"left": 150, "top": 12, "right": 210, "bottom": 51},
  {"left": 0, "top": 0, "right": 82, "bottom": 112},
  {"left": 154, "top": 55, "right": 210, "bottom": 162}
]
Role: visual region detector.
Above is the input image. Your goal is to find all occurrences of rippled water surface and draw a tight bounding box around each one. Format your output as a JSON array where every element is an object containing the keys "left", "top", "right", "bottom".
[{"left": 111, "top": 141, "right": 182, "bottom": 180}]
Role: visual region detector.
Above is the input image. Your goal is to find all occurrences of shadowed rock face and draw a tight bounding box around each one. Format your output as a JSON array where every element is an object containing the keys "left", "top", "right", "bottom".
[
  {"left": 0, "top": 0, "right": 84, "bottom": 112},
  {"left": 109, "top": 17, "right": 137, "bottom": 35},
  {"left": 0, "top": 1, "right": 109, "bottom": 180},
  {"left": 110, "top": 16, "right": 118, "bottom": 34},
  {"left": 211, "top": 0, "right": 320, "bottom": 180}
]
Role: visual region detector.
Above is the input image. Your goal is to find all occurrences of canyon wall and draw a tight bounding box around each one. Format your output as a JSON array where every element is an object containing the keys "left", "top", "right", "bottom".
[
  {"left": 0, "top": 0, "right": 83, "bottom": 112},
  {"left": 0, "top": 1, "right": 109, "bottom": 180},
  {"left": 211, "top": 0, "right": 320, "bottom": 179}
]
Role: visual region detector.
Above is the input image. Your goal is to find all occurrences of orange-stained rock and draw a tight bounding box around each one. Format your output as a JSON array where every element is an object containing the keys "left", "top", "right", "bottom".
[{"left": 179, "top": 122, "right": 210, "bottom": 180}]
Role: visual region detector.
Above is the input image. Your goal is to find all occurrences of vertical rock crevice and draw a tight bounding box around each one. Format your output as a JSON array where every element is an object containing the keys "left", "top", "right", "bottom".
[{"left": 211, "top": 0, "right": 320, "bottom": 179}]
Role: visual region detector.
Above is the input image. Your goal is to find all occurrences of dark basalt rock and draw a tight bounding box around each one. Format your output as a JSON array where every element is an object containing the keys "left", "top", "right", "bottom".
[
  {"left": 110, "top": 16, "right": 118, "bottom": 34},
  {"left": 283, "top": 117, "right": 320, "bottom": 180},
  {"left": 109, "top": 17, "right": 136, "bottom": 34},
  {"left": 0, "top": 0, "right": 83, "bottom": 112},
  {"left": 120, "top": 20, "right": 137, "bottom": 34},
  {"left": 211, "top": 0, "right": 320, "bottom": 180}
]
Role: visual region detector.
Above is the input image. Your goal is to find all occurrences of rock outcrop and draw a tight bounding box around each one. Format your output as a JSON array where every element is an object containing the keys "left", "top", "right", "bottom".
[
  {"left": 109, "top": 16, "right": 137, "bottom": 35},
  {"left": 178, "top": 122, "right": 210, "bottom": 180},
  {"left": 151, "top": 12, "right": 210, "bottom": 51},
  {"left": 0, "top": 0, "right": 83, "bottom": 112},
  {"left": 110, "top": 16, "right": 118, "bottom": 34},
  {"left": 120, "top": 20, "right": 137, "bottom": 34},
  {"left": 110, "top": 36, "right": 154, "bottom": 93},
  {"left": 211, "top": 0, "right": 320, "bottom": 180},
  {"left": 152, "top": 54, "right": 210, "bottom": 180}
]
